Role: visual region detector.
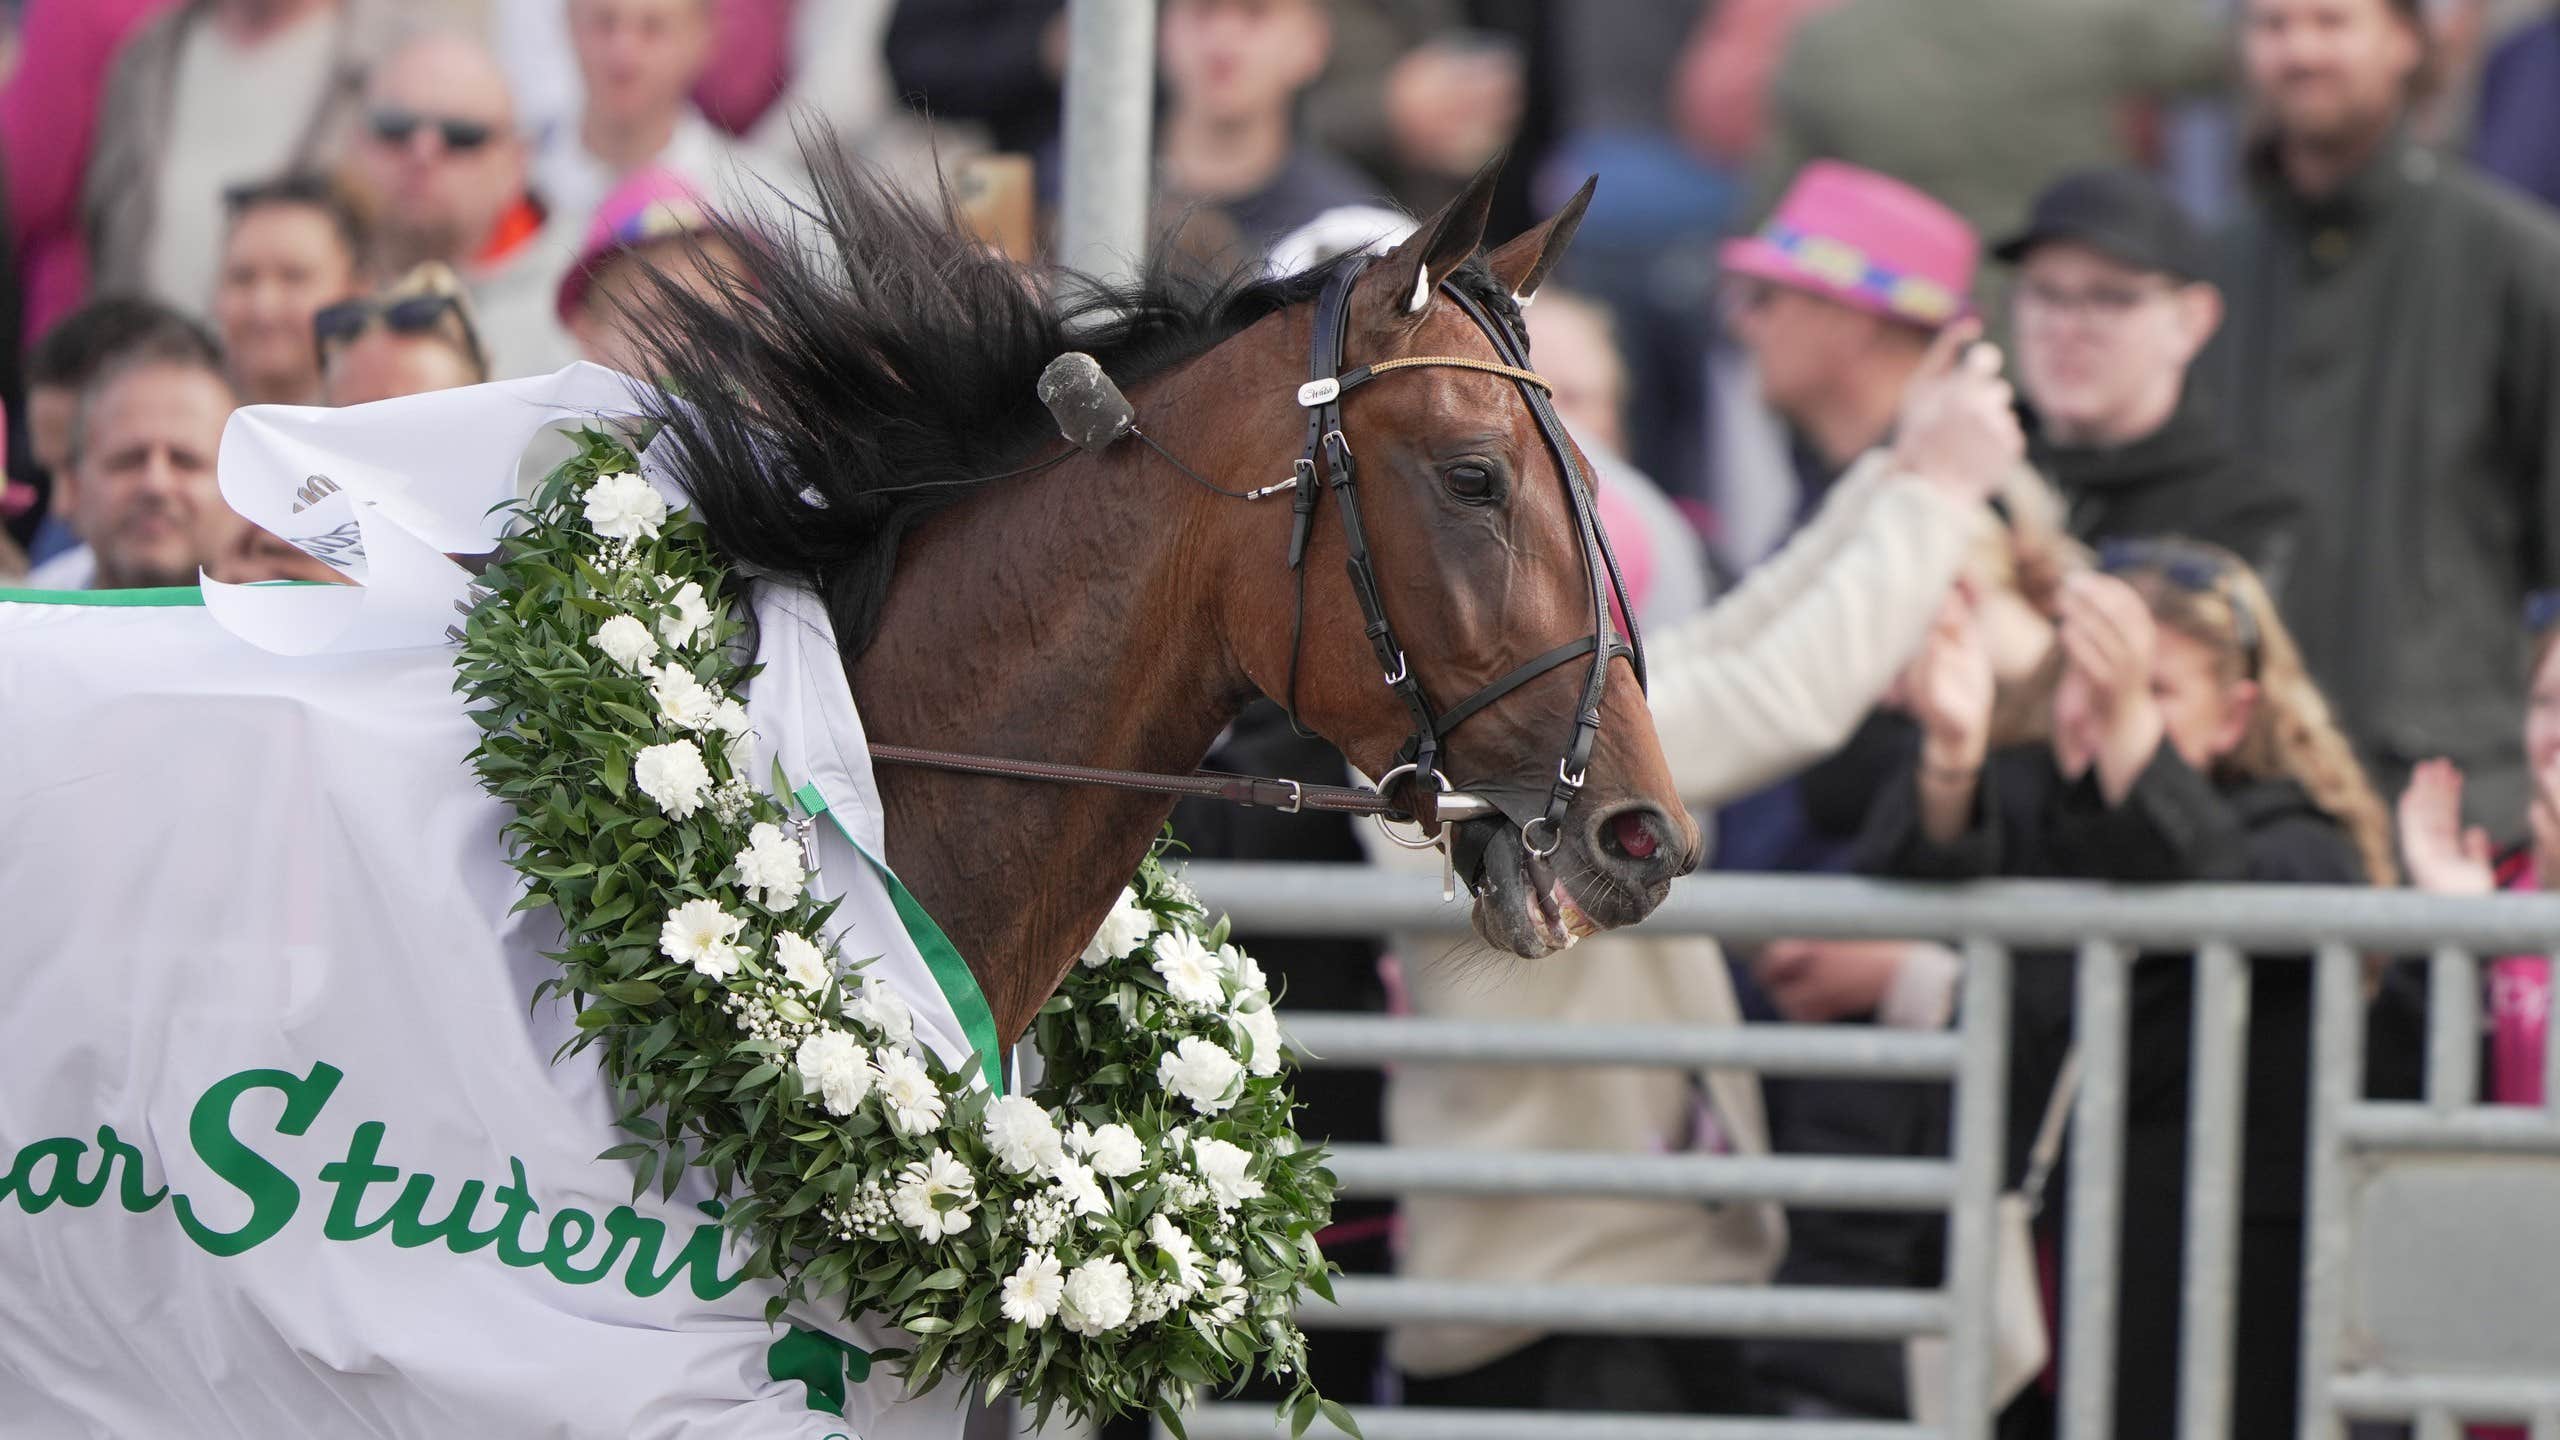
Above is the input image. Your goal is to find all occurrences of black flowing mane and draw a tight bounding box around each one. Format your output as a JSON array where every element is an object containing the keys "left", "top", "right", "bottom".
[{"left": 629, "top": 145, "right": 1525, "bottom": 658}]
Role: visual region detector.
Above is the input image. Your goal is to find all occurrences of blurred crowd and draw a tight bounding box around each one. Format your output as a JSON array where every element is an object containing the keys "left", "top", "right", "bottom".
[{"left": 3, "top": 0, "right": 2559, "bottom": 1434}]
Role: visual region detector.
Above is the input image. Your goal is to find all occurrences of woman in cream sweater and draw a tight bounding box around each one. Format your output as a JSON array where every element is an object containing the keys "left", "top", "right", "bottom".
[{"left": 1374, "top": 321, "right": 2031, "bottom": 1414}]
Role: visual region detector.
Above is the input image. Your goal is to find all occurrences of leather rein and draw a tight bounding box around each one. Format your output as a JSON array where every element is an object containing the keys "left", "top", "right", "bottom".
[{"left": 871, "top": 257, "right": 1646, "bottom": 864}]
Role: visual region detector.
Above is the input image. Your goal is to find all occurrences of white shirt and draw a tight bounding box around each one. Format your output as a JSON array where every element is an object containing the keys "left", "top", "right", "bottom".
[
  {"left": 144, "top": 7, "right": 340, "bottom": 313},
  {"left": 533, "top": 106, "right": 741, "bottom": 242}
]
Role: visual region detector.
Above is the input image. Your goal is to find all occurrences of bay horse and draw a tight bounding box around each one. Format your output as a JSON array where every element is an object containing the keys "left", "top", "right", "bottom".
[{"left": 633, "top": 153, "right": 1702, "bottom": 1043}]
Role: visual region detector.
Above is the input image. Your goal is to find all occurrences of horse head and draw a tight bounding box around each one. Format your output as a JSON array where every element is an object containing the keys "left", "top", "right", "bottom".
[{"left": 1205, "top": 161, "right": 1701, "bottom": 956}]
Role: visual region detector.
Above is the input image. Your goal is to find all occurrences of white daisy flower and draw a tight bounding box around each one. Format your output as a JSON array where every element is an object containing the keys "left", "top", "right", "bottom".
[{"left": 1000, "top": 1250, "right": 1065, "bottom": 1328}]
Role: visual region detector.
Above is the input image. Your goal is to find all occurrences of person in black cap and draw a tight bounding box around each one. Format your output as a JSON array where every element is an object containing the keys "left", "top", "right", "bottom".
[{"left": 1998, "top": 169, "right": 2300, "bottom": 585}]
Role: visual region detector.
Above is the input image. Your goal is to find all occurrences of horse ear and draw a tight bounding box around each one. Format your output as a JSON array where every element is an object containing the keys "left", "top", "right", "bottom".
[
  {"left": 1484, "top": 176, "right": 1596, "bottom": 306},
  {"left": 1382, "top": 153, "right": 1504, "bottom": 315}
]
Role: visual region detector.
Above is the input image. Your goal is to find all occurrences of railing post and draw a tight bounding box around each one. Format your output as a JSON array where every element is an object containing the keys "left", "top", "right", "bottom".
[
  {"left": 1057, "top": 0, "right": 1158, "bottom": 286},
  {"left": 2060, "top": 940, "right": 2130, "bottom": 1440},
  {"left": 2177, "top": 941, "right": 2252, "bottom": 1439},
  {"left": 2297, "top": 941, "right": 2365, "bottom": 1440},
  {"left": 1944, "top": 937, "right": 2013, "bottom": 1438}
]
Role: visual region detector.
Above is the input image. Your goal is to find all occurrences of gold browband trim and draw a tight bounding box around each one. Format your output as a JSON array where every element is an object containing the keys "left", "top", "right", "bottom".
[{"left": 1364, "top": 355, "right": 1553, "bottom": 392}]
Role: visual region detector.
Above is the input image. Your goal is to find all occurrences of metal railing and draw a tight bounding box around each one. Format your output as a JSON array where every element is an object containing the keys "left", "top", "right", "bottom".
[{"left": 1150, "top": 862, "right": 2560, "bottom": 1440}]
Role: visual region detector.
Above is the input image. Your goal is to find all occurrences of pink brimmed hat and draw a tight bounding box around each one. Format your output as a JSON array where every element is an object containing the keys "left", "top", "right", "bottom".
[
  {"left": 1719, "top": 160, "right": 1978, "bottom": 326},
  {"left": 555, "top": 167, "right": 721, "bottom": 324}
]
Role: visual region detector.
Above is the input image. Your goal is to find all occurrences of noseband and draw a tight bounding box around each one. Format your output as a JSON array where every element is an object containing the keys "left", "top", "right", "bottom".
[{"left": 869, "top": 257, "right": 1647, "bottom": 873}]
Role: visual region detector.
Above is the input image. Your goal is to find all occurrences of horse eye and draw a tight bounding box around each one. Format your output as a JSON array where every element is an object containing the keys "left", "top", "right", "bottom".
[{"left": 1444, "top": 463, "right": 1497, "bottom": 501}]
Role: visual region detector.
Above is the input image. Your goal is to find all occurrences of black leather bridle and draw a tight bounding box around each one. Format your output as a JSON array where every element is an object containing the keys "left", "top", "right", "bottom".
[
  {"left": 1278, "top": 255, "right": 1645, "bottom": 860},
  {"left": 870, "top": 255, "right": 1647, "bottom": 873}
]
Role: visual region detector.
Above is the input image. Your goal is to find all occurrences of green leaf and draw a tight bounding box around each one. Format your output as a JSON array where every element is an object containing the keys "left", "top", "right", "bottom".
[
  {"left": 598, "top": 980, "right": 662, "bottom": 1005},
  {"left": 1317, "top": 1399, "right": 1362, "bottom": 1438}
]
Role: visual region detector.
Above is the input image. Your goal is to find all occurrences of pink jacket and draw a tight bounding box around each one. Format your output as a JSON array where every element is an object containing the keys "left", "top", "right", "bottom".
[{"left": 2, "top": 0, "right": 179, "bottom": 346}]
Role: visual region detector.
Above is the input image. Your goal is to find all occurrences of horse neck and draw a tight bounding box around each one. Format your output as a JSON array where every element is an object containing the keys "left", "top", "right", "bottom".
[{"left": 846, "top": 366, "right": 1275, "bottom": 1044}]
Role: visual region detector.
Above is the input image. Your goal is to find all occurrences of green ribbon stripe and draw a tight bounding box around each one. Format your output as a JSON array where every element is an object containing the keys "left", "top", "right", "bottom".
[{"left": 793, "top": 782, "right": 1005, "bottom": 1096}]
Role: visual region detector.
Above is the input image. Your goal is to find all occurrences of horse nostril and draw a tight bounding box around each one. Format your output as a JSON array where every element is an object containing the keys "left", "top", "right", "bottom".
[{"left": 1609, "top": 810, "right": 1659, "bottom": 862}]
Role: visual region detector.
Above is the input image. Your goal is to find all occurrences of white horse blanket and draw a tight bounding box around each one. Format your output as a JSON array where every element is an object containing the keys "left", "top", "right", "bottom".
[{"left": 0, "top": 369, "right": 998, "bottom": 1438}]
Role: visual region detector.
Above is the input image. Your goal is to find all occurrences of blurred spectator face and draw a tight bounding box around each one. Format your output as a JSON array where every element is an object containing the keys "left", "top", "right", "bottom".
[
  {"left": 569, "top": 0, "right": 714, "bottom": 131},
  {"left": 62, "top": 362, "right": 234, "bottom": 589},
  {"left": 2012, "top": 242, "right": 2222, "bottom": 444},
  {"left": 2244, "top": 0, "right": 2424, "bottom": 147},
  {"left": 357, "top": 35, "right": 528, "bottom": 271},
  {"left": 323, "top": 329, "right": 483, "bottom": 407},
  {"left": 570, "top": 234, "right": 744, "bottom": 376},
  {"left": 1727, "top": 278, "right": 1905, "bottom": 424},
  {"left": 1523, "top": 293, "right": 1631, "bottom": 459},
  {"left": 2051, "top": 595, "right": 2252, "bottom": 778},
  {"left": 1160, "top": 0, "right": 1331, "bottom": 123},
  {"left": 214, "top": 202, "right": 362, "bottom": 405},
  {"left": 197, "top": 506, "right": 348, "bottom": 586},
  {"left": 2528, "top": 639, "right": 2560, "bottom": 780}
]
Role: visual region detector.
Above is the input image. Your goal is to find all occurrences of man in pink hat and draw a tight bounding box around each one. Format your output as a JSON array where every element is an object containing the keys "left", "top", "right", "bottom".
[
  {"left": 556, "top": 166, "right": 744, "bottom": 379},
  {"left": 1721, "top": 160, "right": 1982, "bottom": 501}
]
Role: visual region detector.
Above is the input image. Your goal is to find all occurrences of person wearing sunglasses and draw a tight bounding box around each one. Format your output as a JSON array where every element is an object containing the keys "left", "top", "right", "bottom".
[
  {"left": 1864, "top": 534, "right": 2392, "bottom": 1439},
  {"left": 1998, "top": 170, "right": 2299, "bottom": 585},
  {"left": 352, "top": 30, "right": 577, "bottom": 381},
  {"left": 317, "top": 263, "right": 491, "bottom": 407}
]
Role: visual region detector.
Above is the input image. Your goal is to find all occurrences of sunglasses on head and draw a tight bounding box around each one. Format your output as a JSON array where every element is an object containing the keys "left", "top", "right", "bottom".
[
  {"left": 2099, "top": 538, "right": 2263, "bottom": 678},
  {"left": 313, "top": 292, "right": 488, "bottom": 376},
  {"left": 368, "top": 109, "right": 496, "bottom": 152}
]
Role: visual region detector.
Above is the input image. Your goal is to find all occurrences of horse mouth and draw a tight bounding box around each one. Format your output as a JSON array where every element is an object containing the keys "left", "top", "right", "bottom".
[{"left": 1463, "top": 820, "right": 1653, "bottom": 959}]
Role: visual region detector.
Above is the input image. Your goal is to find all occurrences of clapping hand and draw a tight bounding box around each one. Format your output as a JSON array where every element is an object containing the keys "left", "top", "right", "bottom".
[
  {"left": 1904, "top": 584, "right": 1997, "bottom": 776},
  {"left": 2398, "top": 758, "right": 2495, "bottom": 895},
  {"left": 2056, "top": 571, "right": 2165, "bottom": 799}
]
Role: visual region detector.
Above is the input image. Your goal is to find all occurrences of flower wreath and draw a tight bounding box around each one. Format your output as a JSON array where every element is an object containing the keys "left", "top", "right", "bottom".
[{"left": 455, "top": 429, "right": 1351, "bottom": 1435}]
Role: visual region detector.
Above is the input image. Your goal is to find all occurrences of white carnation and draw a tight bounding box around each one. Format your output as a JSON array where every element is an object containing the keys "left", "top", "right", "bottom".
[
  {"left": 1205, "top": 1257, "right": 1250, "bottom": 1327},
  {"left": 773, "top": 930, "right": 833, "bottom": 995},
  {"left": 1059, "top": 1255, "right": 1135, "bottom": 1336},
  {"left": 733, "top": 822, "right": 808, "bottom": 910},
  {"left": 1150, "top": 927, "right": 1227, "bottom": 1008},
  {"left": 1079, "top": 886, "right": 1155, "bottom": 967},
  {"left": 846, "top": 983, "right": 913, "bottom": 1049},
  {"left": 1157, "top": 1035, "right": 1244, "bottom": 1114},
  {"left": 709, "top": 698, "right": 752, "bottom": 739},
  {"left": 982, "top": 1095, "right": 1068, "bottom": 1177},
  {"left": 582, "top": 470, "right": 668, "bottom": 540},
  {"left": 592, "top": 613, "right": 656, "bottom": 671},
  {"left": 659, "top": 579, "right": 715, "bottom": 649},
  {"left": 1000, "top": 1250, "right": 1065, "bottom": 1328},
  {"left": 1148, "top": 1212, "right": 1206, "bottom": 1297},
  {"left": 1221, "top": 944, "right": 1266, "bottom": 997},
  {"left": 1233, "top": 995, "right": 1286, "bottom": 1077},
  {"left": 891, "top": 1148, "right": 978, "bottom": 1242},
  {"left": 875, "top": 1048, "right": 945, "bottom": 1135},
  {"left": 1190, "top": 1137, "right": 1266, "bottom": 1211},
  {"left": 794, "top": 1030, "right": 873, "bottom": 1116},
  {"left": 649, "top": 667, "right": 722, "bottom": 733},
  {"left": 658, "top": 897, "right": 747, "bottom": 978},
  {"left": 1049, "top": 1160, "right": 1109, "bottom": 1217},
  {"left": 632, "top": 740, "right": 713, "bottom": 819},
  {"left": 1067, "top": 1121, "right": 1143, "bottom": 1179}
]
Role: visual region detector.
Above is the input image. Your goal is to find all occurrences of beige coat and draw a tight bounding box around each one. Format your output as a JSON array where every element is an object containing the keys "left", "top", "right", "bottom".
[{"left": 1376, "top": 451, "right": 1979, "bottom": 1377}]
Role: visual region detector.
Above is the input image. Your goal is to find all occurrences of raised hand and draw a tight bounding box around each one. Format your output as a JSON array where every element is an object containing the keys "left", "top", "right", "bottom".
[
  {"left": 1904, "top": 587, "right": 1996, "bottom": 775},
  {"left": 2399, "top": 758, "right": 2495, "bottom": 895},
  {"left": 1892, "top": 319, "right": 2026, "bottom": 504}
]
